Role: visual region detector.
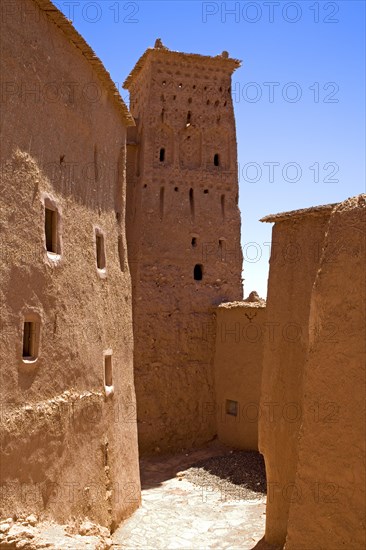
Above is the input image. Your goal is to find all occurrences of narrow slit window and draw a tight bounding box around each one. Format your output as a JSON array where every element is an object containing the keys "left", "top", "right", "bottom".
[
  {"left": 95, "top": 231, "right": 106, "bottom": 270},
  {"left": 159, "top": 148, "right": 165, "bottom": 162},
  {"left": 186, "top": 111, "right": 191, "bottom": 126},
  {"left": 22, "top": 321, "right": 39, "bottom": 361},
  {"left": 219, "top": 239, "right": 225, "bottom": 260},
  {"left": 191, "top": 237, "right": 197, "bottom": 248},
  {"left": 104, "top": 355, "right": 113, "bottom": 387},
  {"left": 23, "top": 322, "right": 34, "bottom": 358},
  {"left": 226, "top": 399, "right": 238, "bottom": 416},
  {"left": 45, "top": 207, "right": 58, "bottom": 253},
  {"left": 189, "top": 188, "right": 194, "bottom": 219},
  {"left": 214, "top": 153, "right": 220, "bottom": 166},
  {"left": 160, "top": 186, "right": 165, "bottom": 220},
  {"left": 221, "top": 194, "right": 226, "bottom": 220},
  {"left": 194, "top": 264, "right": 203, "bottom": 281}
]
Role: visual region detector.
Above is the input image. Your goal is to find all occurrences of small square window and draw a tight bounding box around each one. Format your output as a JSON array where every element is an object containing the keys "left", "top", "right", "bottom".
[
  {"left": 104, "top": 355, "right": 113, "bottom": 387},
  {"left": 104, "top": 354, "right": 114, "bottom": 397},
  {"left": 95, "top": 230, "right": 106, "bottom": 270},
  {"left": 44, "top": 200, "right": 60, "bottom": 255},
  {"left": 194, "top": 264, "right": 203, "bottom": 281},
  {"left": 22, "top": 321, "right": 40, "bottom": 362},
  {"left": 226, "top": 399, "right": 238, "bottom": 416}
]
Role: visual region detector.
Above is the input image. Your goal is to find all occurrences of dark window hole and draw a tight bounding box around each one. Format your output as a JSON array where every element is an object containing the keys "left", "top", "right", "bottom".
[{"left": 194, "top": 264, "right": 203, "bottom": 281}]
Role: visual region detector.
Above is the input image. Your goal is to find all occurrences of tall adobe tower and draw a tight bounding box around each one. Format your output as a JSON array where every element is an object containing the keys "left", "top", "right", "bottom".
[{"left": 124, "top": 40, "right": 243, "bottom": 454}]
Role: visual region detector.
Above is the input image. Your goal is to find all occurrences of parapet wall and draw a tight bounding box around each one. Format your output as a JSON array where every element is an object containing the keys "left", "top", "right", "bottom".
[
  {"left": 259, "top": 208, "right": 333, "bottom": 546},
  {"left": 285, "top": 195, "right": 366, "bottom": 549},
  {"left": 259, "top": 195, "right": 366, "bottom": 548},
  {"left": 214, "top": 297, "right": 266, "bottom": 450}
]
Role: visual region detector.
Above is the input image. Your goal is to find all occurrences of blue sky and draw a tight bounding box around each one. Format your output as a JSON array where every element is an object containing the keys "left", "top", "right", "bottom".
[{"left": 56, "top": 0, "right": 365, "bottom": 297}]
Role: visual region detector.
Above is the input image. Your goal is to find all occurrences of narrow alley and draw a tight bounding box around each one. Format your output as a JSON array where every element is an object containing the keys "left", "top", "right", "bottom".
[{"left": 113, "top": 442, "right": 270, "bottom": 549}]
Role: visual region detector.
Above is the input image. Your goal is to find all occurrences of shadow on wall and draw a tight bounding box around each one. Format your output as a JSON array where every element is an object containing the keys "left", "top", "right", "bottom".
[{"left": 251, "top": 537, "right": 282, "bottom": 550}]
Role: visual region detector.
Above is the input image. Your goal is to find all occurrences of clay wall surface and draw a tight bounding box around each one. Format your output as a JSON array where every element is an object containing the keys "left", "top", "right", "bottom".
[
  {"left": 285, "top": 195, "right": 366, "bottom": 549},
  {"left": 0, "top": 0, "right": 140, "bottom": 527},
  {"left": 214, "top": 300, "right": 266, "bottom": 450},
  {"left": 125, "top": 47, "right": 243, "bottom": 453},
  {"left": 258, "top": 211, "right": 332, "bottom": 546}
]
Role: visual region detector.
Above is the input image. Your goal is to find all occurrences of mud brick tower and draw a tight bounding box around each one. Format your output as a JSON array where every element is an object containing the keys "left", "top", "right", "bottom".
[{"left": 124, "top": 40, "right": 243, "bottom": 453}]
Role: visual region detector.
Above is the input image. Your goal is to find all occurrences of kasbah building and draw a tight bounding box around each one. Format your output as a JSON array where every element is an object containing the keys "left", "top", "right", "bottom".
[{"left": 0, "top": 1, "right": 364, "bottom": 549}]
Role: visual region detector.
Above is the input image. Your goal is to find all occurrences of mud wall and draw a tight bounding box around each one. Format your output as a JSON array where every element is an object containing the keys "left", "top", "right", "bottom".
[
  {"left": 285, "top": 195, "right": 366, "bottom": 549},
  {"left": 125, "top": 48, "right": 243, "bottom": 454},
  {"left": 0, "top": 0, "right": 140, "bottom": 527},
  {"left": 258, "top": 211, "right": 332, "bottom": 546},
  {"left": 214, "top": 301, "right": 266, "bottom": 450}
]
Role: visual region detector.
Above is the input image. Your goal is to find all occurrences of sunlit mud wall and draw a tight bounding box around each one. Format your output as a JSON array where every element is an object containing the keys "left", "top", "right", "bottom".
[
  {"left": 258, "top": 204, "right": 334, "bottom": 546},
  {"left": 0, "top": 0, "right": 140, "bottom": 528},
  {"left": 285, "top": 195, "right": 366, "bottom": 549},
  {"left": 214, "top": 298, "right": 266, "bottom": 450}
]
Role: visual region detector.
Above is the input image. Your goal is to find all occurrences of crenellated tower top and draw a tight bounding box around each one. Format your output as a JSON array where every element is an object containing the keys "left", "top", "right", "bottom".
[{"left": 123, "top": 40, "right": 241, "bottom": 91}]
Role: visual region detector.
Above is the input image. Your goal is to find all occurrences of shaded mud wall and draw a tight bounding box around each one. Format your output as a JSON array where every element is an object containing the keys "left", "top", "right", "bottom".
[
  {"left": 125, "top": 47, "right": 243, "bottom": 454},
  {"left": 0, "top": 0, "right": 140, "bottom": 527},
  {"left": 285, "top": 195, "right": 366, "bottom": 549},
  {"left": 214, "top": 300, "right": 266, "bottom": 450},
  {"left": 258, "top": 211, "right": 332, "bottom": 546}
]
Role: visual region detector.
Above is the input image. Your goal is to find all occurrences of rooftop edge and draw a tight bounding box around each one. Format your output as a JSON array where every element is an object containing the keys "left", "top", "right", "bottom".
[
  {"left": 34, "top": 0, "right": 135, "bottom": 126},
  {"left": 123, "top": 40, "right": 241, "bottom": 89},
  {"left": 260, "top": 202, "right": 337, "bottom": 223}
]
